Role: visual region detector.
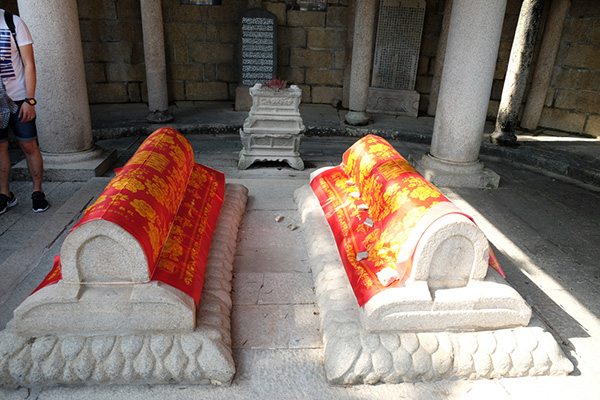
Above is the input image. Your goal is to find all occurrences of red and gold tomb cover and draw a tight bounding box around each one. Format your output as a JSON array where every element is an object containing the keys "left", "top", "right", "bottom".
[
  {"left": 310, "top": 134, "right": 503, "bottom": 307},
  {"left": 33, "top": 127, "right": 224, "bottom": 306}
]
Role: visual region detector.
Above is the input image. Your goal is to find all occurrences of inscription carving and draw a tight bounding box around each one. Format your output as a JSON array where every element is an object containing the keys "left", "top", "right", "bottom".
[
  {"left": 239, "top": 9, "right": 277, "bottom": 86},
  {"left": 371, "top": 0, "right": 426, "bottom": 91}
]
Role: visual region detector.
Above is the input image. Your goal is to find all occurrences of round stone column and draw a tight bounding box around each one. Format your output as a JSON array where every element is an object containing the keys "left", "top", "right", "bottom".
[
  {"left": 491, "top": 0, "right": 544, "bottom": 146},
  {"left": 427, "top": 0, "right": 453, "bottom": 116},
  {"left": 141, "top": 0, "right": 172, "bottom": 123},
  {"left": 413, "top": 0, "right": 506, "bottom": 188},
  {"left": 16, "top": 0, "right": 116, "bottom": 180},
  {"left": 344, "top": 0, "right": 377, "bottom": 126},
  {"left": 521, "top": 0, "right": 571, "bottom": 130},
  {"left": 342, "top": 0, "right": 356, "bottom": 109}
]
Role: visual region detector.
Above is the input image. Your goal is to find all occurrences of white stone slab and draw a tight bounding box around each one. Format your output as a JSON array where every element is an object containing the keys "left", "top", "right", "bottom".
[
  {"left": 231, "top": 304, "right": 322, "bottom": 350},
  {"left": 257, "top": 273, "right": 316, "bottom": 305}
]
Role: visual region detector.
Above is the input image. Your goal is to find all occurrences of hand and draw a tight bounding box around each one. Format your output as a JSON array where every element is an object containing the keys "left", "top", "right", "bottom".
[{"left": 19, "top": 102, "right": 36, "bottom": 123}]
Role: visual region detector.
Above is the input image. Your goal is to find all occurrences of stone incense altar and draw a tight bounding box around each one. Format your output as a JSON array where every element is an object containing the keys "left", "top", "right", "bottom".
[
  {"left": 295, "top": 135, "right": 573, "bottom": 384},
  {"left": 238, "top": 82, "right": 305, "bottom": 170},
  {"left": 0, "top": 128, "right": 248, "bottom": 388}
]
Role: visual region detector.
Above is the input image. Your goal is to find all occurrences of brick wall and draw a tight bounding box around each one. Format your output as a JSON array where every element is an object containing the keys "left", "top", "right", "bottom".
[
  {"left": 538, "top": 0, "right": 600, "bottom": 137},
  {"left": 8, "top": 0, "right": 599, "bottom": 136},
  {"left": 163, "top": 0, "right": 243, "bottom": 101},
  {"left": 78, "top": 0, "right": 145, "bottom": 103},
  {"left": 77, "top": 0, "right": 349, "bottom": 105},
  {"left": 266, "top": 0, "right": 348, "bottom": 105},
  {"left": 72, "top": 0, "right": 528, "bottom": 110}
]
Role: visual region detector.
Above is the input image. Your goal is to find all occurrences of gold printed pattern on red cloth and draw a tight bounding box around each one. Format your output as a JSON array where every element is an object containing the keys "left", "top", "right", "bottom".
[
  {"left": 311, "top": 135, "right": 504, "bottom": 307},
  {"left": 151, "top": 163, "right": 224, "bottom": 304},
  {"left": 77, "top": 128, "right": 194, "bottom": 274},
  {"left": 32, "top": 128, "right": 225, "bottom": 305}
]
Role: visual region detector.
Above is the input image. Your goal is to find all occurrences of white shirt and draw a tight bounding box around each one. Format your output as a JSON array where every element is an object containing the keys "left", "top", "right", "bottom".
[{"left": 0, "top": 10, "right": 34, "bottom": 101}]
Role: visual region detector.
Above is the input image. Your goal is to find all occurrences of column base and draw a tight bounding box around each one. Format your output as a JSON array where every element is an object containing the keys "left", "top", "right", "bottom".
[
  {"left": 410, "top": 153, "right": 500, "bottom": 189},
  {"left": 146, "top": 110, "right": 173, "bottom": 123},
  {"left": 490, "top": 129, "right": 518, "bottom": 146},
  {"left": 12, "top": 146, "right": 118, "bottom": 182},
  {"left": 344, "top": 110, "right": 371, "bottom": 126}
]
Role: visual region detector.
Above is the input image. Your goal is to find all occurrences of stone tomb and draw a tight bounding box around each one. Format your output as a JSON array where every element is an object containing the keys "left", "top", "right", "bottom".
[
  {"left": 238, "top": 83, "right": 305, "bottom": 170},
  {"left": 0, "top": 129, "right": 248, "bottom": 388},
  {"left": 294, "top": 135, "right": 573, "bottom": 384},
  {"left": 296, "top": 185, "right": 573, "bottom": 384}
]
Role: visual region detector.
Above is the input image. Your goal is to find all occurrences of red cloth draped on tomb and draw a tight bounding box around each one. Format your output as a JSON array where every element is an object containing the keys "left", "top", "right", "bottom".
[
  {"left": 310, "top": 134, "right": 504, "bottom": 307},
  {"left": 33, "top": 128, "right": 225, "bottom": 305}
]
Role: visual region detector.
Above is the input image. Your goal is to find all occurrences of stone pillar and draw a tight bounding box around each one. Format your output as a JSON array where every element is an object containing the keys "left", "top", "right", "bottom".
[
  {"left": 344, "top": 0, "right": 377, "bottom": 126},
  {"left": 491, "top": 0, "right": 544, "bottom": 146},
  {"left": 141, "top": 0, "right": 173, "bottom": 123},
  {"left": 427, "top": 0, "right": 453, "bottom": 116},
  {"left": 412, "top": 0, "right": 506, "bottom": 188},
  {"left": 521, "top": 0, "right": 571, "bottom": 130},
  {"left": 16, "top": 0, "right": 116, "bottom": 181},
  {"left": 342, "top": 0, "right": 356, "bottom": 109}
]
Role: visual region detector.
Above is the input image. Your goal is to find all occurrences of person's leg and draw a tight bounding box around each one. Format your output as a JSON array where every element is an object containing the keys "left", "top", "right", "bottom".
[
  {"left": 18, "top": 140, "right": 43, "bottom": 193},
  {"left": 20, "top": 139, "right": 48, "bottom": 212},
  {"left": 10, "top": 102, "right": 48, "bottom": 212},
  {"left": 0, "top": 138, "right": 18, "bottom": 214},
  {"left": 10, "top": 101, "right": 44, "bottom": 193},
  {"left": 0, "top": 140, "right": 11, "bottom": 196}
]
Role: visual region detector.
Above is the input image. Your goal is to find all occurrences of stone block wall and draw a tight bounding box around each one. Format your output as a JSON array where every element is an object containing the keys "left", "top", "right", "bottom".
[
  {"left": 266, "top": 0, "right": 348, "bottom": 105},
  {"left": 78, "top": 0, "right": 145, "bottom": 103},
  {"left": 538, "top": 0, "right": 600, "bottom": 137},
  {"left": 163, "top": 0, "right": 243, "bottom": 101},
  {"left": 5, "top": 0, "right": 600, "bottom": 136},
  {"left": 486, "top": 0, "right": 600, "bottom": 137},
  {"left": 76, "top": 0, "right": 350, "bottom": 105}
]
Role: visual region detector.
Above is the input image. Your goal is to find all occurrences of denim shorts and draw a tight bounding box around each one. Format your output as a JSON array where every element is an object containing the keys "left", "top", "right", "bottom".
[{"left": 0, "top": 101, "right": 38, "bottom": 143}]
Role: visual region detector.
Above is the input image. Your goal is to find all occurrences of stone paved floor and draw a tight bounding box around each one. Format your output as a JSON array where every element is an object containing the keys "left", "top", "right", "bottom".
[{"left": 1, "top": 107, "right": 600, "bottom": 398}]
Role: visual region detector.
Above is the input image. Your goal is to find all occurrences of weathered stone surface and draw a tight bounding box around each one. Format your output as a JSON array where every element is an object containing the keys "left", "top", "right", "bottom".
[
  {"left": 185, "top": 82, "right": 229, "bottom": 101},
  {"left": 294, "top": 184, "right": 573, "bottom": 384},
  {"left": 412, "top": 153, "right": 501, "bottom": 189},
  {"left": 238, "top": 84, "right": 305, "bottom": 170},
  {"left": 312, "top": 86, "right": 343, "bottom": 105},
  {"left": 290, "top": 48, "right": 333, "bottom": 68},
  {"left": 539, "top": 108, "right": 587, "bottom": 133},
  {"left": 367, "top": 87, "right": 419, "bottom": 117},
  {"left": 584, "top": 114, "right": 600, "bottom": 138},
  {"left": 0, "top": 184, "right": 248, "bottom": 389},
  {"left": 287, "top": 10, "right": 326, "bottom": 28}
]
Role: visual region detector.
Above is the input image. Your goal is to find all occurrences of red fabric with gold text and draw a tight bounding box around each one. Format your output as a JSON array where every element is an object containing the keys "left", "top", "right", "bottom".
[
  {"left": 31, "top": 128, "right": 224, "bottom": 306},
  {"left": 311, "top": 135, "right": 504, "bottom": 307},
  {"left": 151, "top": 163, "right": 224, "bottom": 304}
]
